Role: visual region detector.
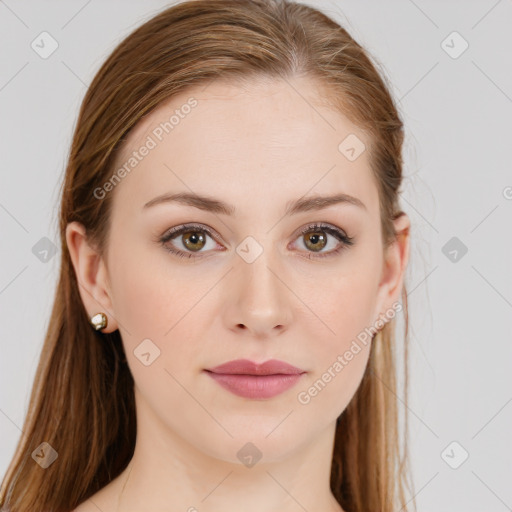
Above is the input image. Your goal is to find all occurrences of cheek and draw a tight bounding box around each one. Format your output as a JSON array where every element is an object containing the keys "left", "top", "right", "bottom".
[
  {"left": 307, "top": 228, "right": 382, "bottom": 348},
  {"left": 108, "top": 230, "right": 191, "bottom": 327},
  {"left": 109, "top": 254, "right": 204, "bottom": 416},
  {"left": 108, "top": 241, "right": 216, "bottom": 378},
  {"left": 309, "top": 262, "right": 379, "bottom": 350},
  {"left": 296, "top": 303, "right": 374, "bottom": 423},
  {"left": 110, "top": 265, "right": 169, "bottom": 336},
  {"left": 296, "top": 342, "right": 371, "bottom": 424},
  {"left": 297, "top": 265, "right": 379, "bottom": 414}
]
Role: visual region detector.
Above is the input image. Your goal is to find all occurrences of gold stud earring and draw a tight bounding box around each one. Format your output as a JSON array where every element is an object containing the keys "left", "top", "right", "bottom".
[{"left": 90, "top": 312, "right": 108, "bottom": 331}]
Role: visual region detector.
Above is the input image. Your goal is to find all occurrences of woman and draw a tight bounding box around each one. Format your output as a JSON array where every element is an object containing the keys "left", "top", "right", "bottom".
[{"left": 0, "top": 0, "right": 414, "bottom": 511}]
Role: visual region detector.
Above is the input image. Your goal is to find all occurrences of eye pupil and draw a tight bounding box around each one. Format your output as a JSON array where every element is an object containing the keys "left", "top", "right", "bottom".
[
  {"left": 304, "top": 231, "right": 327, "bottom": 252},
  {"left": 183, "top": 231, "right": 206, "bottom": 251}
]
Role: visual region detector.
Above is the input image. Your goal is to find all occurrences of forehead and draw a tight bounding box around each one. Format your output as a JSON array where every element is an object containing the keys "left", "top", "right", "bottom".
[{"left": 110, "top": 76, "right": 378, "bottom": 217}]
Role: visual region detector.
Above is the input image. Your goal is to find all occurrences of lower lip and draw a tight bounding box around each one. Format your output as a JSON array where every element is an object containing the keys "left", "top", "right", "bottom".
[{"left": 204, "top": 371, "right": 305, "bottom": 399}]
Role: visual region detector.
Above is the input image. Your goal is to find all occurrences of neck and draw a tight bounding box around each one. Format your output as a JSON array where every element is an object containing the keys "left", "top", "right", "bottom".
[{"left": 113, "top": 390, "right": 344, "bottom": 512}]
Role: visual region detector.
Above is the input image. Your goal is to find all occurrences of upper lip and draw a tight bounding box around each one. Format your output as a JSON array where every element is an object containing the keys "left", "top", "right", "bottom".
[{"left": 205, "top": 359, "right": 306, "bottom": 376}]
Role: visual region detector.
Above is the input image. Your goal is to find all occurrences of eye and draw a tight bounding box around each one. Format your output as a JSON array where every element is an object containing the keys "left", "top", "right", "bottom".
[
  {"left": 159, "top": 223, "right": 220, "bottom": 259},
  {"left": 159, "top": 222, "right": 355, "bottom": 260},
  {"left": 290, "top": 223, "right": 355, "bottom": 259}
]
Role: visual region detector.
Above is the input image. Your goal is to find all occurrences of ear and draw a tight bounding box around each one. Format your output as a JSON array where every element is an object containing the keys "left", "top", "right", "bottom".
[
  {"left": 65, "top": 221, "right": 118, "bottom": 333},
  {"left": 373, "top": 213, "right": 410, "bottom": 326}
]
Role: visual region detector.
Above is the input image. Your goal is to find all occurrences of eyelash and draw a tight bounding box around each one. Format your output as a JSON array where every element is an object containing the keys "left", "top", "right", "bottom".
[{"left": 159, "top": 222, "right": 355, "bottom": 260}]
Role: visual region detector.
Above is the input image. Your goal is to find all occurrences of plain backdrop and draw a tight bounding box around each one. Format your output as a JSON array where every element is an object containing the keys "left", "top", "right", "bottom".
[{"left": 0, "top": 1, "right": 511, "bottom": 511}]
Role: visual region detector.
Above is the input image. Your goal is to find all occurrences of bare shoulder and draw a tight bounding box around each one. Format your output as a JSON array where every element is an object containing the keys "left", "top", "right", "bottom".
[
  {"left": 70, "top": 483, "right": 119, "bottom": 512},
  {"left": 70, "top": 496, "right": 109, "bottom": 512},
  {"left": 70, "top": 500, "right": 97, "bottom": 512},
  {"left": 70, "top": 467, "right": 127, "bottom": 512}
]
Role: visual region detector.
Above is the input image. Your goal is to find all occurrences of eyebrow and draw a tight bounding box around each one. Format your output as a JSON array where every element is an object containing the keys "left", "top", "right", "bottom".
[{"left": 143, "top": 191, "right": 367, "bottom": 215}]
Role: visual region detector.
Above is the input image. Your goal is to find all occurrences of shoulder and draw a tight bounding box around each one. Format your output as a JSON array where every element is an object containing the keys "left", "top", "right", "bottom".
[
  {"left": 70, "top": 501, "right": 98, "bottom": 512},
  {"left": 70, "top": 469, "right": 126, "bottom": 511},
  {"left": 70, "top": 485, "right": 117, "bottom": 512}
]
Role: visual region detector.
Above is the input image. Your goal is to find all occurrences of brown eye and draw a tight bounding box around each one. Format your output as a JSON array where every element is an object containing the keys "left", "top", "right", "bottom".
[
  {"left": 303, "top": 231, "right": 327, "bottom": 252},
  {"left": 159, "top": 223, "right": 220, "bottom": 259},
  {"left": 181, "top": 230, "right": 206, "bottom": 252},
  {"left": 292, "top": 223, "right": 355, "bottom": 259}
]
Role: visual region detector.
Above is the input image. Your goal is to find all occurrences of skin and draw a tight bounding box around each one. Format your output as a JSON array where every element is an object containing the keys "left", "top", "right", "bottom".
[{"left": 67, "top": 75, "right": 410, "bottom": 512}]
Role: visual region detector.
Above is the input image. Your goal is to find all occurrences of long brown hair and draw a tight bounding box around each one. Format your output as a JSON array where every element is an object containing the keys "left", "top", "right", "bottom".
[{"left": 0, "top": 1, "right": 415, "bottom": 510}]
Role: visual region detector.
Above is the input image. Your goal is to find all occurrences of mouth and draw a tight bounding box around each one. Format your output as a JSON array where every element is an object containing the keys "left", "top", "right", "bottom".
[{"left": 203, "top": 358, "right": 306, "bottom": 399}]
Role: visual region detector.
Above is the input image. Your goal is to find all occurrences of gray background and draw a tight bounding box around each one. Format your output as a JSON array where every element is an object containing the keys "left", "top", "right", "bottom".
[{"left": 1, "top": 1, "right": 511, "bottom": 510}]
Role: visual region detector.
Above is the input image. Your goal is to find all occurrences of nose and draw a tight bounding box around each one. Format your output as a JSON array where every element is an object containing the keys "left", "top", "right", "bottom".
[{"left": 224, "top": 251, "right": 293, "bottom": 339}]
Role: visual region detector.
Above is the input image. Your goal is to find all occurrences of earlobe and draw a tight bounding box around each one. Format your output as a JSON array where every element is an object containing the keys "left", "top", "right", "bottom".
[
  {"left": 65, "top": 221, "right": 118, "bottom": 333},
  {"left": 374, "top": 213, "right": 410, "bottom": 324}
]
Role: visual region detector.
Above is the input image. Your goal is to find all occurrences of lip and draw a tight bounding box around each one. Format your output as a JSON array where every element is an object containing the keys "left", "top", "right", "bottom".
[{"left": 204, "top": 358, "right": 306, "bottom": 399}]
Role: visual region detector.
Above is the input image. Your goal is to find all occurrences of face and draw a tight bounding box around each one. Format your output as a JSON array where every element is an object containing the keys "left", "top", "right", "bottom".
[{"left": 69, "top": 75, "right": 409, "bottom": 464}]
